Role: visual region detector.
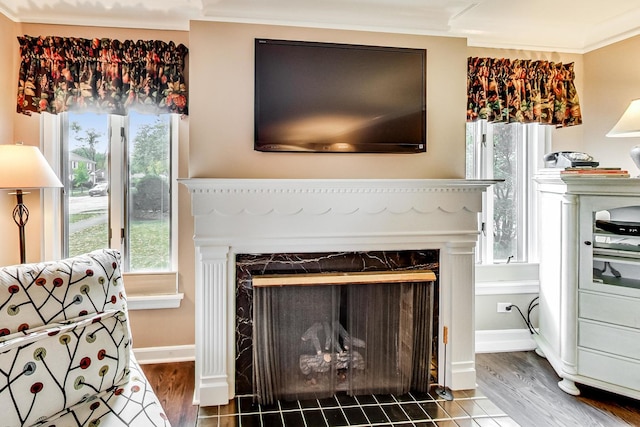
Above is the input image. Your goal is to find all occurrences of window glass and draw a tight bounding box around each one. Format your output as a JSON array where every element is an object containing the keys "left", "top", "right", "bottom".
[
  {"left": 127, "top": 113, "right": 172, "bottom": 271},
  {"left": 63, "top": 111, "right": 173, "bottom": 272},
  {"left": 492, "top": 124, "right": 519, "bottom": 261},
  {"left": 66, "top": 113, "right": 110, "bottom": 257}
]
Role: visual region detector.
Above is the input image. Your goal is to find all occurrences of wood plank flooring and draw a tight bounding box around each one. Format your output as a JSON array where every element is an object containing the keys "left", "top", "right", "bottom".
[
  {"left": 476, "top": 351, "right": 640, "bottom": 427},
  {"left": 141, "top": 361, "right": 198, "bottom": 427},
  {"left": 142, "top": 352, "right": 640, "bottom": 427}
]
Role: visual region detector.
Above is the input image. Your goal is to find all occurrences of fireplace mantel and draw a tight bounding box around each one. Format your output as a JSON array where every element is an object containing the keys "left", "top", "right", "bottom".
[{"left": 180, "top": 178, "right": 493, "bottom": 406}]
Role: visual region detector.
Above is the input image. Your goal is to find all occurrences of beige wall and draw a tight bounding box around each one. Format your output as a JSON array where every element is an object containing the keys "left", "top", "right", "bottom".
[
  {"left": 467, "top": 47, "right": 585, "bottom": 154},
  {"left": 188, "top": 21, "right": 468, "bottom": 179},
  {"left": 584, "top": 35, "right": 640, "bottom": 172},
  {"left": 0, "top": 13, "right": 13, "bottom": 144},
  {"left": 1, "top": 22, "right": 195, "bottom": 349},
  {"left": 0, "top": 14, "right": 18, "bottom": 265}
]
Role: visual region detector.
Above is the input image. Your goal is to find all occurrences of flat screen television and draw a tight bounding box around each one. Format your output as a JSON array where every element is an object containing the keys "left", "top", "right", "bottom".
[{"left": 254, "top": 39, "right": 426, "bottom": 153}]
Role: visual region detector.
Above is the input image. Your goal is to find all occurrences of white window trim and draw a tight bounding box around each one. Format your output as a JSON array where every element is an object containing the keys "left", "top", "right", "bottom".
[
  {"left": 125, "top": 271, "right": 183, "bottom": 310},
  {"left": 468, "top": 120, "right": 550, "bottom": 268},
  {"left": 40, "top": 113, "right": 182, "bottom": 310},
  {"left": 41, "top": 113, "right": 63, "bottom": 262},
  {"left": 475, "top": 263, "right": 540, "bottom": 295},
  {"left": 127, "top": 293, "right": 184, "bottom": 310},
  {"left": 481, "top": 121, "right": 495, "bottom": 264}
]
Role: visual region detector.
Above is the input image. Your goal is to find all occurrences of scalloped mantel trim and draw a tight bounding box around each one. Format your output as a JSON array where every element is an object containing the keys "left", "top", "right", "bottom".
[{"left": 179, "top": 178, "right": 495, "bottom": 216}]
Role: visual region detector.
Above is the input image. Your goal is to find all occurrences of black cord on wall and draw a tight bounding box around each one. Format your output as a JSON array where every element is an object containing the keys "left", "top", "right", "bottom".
[{"left": 508, "top": 296, "right": 539, "bottom": 335}]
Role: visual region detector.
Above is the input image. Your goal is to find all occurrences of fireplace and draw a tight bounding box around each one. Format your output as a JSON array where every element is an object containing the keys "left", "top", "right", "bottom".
[
  {"left": 235, "top": 250, "right": 439, "bottom": 404},
  {"left": 180, "top": 178, "right": 492, "bottom": 406}
]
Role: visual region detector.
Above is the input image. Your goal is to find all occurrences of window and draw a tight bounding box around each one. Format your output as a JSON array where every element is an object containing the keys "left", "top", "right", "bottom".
[
  {"left": 56, "top": 111, "right": 177, "bottom": 273},
  {"left": 466, "top": 120, "right": 550, "bottom": 264}
]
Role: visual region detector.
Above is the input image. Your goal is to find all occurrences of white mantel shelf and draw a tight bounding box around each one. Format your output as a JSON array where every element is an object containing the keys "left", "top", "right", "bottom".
[{"left": 180, "top": 178, "right": 494, "bottom": 406}]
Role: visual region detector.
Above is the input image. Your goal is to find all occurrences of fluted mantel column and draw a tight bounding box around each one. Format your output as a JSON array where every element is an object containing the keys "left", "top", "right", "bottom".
[{"left": 194, "top": 245, "right": 232, "bottom": 405}]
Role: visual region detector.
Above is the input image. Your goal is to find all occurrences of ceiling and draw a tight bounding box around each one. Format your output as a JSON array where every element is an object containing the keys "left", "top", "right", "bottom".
[{"left": 2, "top": 0, "right": 640, "bottom": 53}]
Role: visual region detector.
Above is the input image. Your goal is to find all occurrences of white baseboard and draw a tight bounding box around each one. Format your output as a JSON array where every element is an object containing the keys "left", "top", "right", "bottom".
[
  {"left": 475, "top": 329, "right": 538, "bottom": 353},
  {"left": 133, "top": 344, "right": 196, "bottom": 364}
]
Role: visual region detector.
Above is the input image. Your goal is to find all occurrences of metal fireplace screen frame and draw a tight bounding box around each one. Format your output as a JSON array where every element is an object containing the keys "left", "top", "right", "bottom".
[{"left": 252, "top": 271, "right": 435, "bottom": 404}]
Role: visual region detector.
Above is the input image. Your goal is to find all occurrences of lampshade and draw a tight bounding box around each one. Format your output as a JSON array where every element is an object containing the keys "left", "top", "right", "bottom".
[
  {"left": 0, "top": 144, "right": 63, "bottom": 189},
  {"left": 607, "top": 99, "right": 640, "bottom": 137}
]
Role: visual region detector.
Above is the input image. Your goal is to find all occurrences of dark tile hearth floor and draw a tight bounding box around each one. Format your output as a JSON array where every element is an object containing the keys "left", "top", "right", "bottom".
[{"left": 196, "top": 388, "right": 520, "bottom": 427}]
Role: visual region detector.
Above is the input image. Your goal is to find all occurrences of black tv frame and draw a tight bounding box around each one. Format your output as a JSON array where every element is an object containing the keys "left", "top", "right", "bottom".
[{"left": 254, "top": 39, "right": 427, "bottom": 154}]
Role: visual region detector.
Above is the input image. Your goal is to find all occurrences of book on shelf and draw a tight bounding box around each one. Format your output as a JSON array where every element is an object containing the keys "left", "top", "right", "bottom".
[
  {"left": 560, "top": 167, "right": 630, "bottom": 177},
  {"left": 563, "top": 167, "right": 622, "bottom": 171}
]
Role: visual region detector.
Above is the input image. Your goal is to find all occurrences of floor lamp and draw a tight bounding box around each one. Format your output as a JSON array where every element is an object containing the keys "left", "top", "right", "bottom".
[{"left": 0, "top": 143, "right": 63, "bottom": 264}]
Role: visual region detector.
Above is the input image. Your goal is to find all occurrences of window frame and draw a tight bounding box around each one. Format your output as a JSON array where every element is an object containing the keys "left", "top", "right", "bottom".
[
  {"left": 41, "top": 112, "right": 182, "bottom": 310},
  {"left": 467, "top": 120, "right": 550, "bottom": 266}
]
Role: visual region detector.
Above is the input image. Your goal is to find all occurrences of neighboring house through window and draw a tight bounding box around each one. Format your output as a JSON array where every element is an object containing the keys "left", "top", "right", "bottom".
[{"left": 68, "top": 152, "right": 97, "bottom": 186}]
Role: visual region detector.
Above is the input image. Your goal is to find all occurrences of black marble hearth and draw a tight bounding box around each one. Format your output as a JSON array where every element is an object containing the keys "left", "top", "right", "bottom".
[{"left": 234, "top": 250, "right": 440, "bottom": 395}]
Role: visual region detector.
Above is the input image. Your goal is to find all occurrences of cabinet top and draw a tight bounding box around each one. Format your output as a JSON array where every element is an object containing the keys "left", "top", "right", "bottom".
[{"left": 535, "top": 170, "right": 640, "bottom": 195}]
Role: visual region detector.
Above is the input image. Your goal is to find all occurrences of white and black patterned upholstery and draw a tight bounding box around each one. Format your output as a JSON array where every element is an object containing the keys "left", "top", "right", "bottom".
[{"left": 0, "top": 249, "right": 170, "bottom": 426}]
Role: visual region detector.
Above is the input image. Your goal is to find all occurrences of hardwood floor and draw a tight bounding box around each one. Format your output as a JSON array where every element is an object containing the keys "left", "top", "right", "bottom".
[
  {"left": 476, "top": 351, "right": 640, "bottom": 427},
  {"left": 143, "top": 353, "right": 640, "bottom": 427},
  {"left": 141, "top": 361, "right": 199, "bottom": 427}
]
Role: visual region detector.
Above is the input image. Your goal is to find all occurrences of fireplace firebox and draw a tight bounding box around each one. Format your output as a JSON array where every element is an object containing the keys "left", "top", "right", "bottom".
[{"left": 235, "top": 251, "right": 438, "bottom": 404}]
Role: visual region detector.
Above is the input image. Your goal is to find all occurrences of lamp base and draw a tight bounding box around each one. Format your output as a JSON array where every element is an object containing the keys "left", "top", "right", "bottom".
[
  {"left": 631, "top": 146, "right": 640, "bottom": 174},
  {"left": 12, "top": 190, "right": 28, "bottom": 264}
]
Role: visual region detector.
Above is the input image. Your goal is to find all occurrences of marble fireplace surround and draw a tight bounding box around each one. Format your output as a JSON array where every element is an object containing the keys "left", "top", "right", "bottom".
[{"left": 180, "top": 178, "right": 493, "bottom": 406}]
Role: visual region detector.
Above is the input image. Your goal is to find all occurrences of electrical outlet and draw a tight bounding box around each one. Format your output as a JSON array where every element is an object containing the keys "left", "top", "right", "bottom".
[{"left": 497, "top": 302, "right": 512, "bottom": 313}]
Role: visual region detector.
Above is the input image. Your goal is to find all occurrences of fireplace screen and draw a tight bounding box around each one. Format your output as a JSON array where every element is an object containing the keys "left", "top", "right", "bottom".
[{"left": 252, "top": 271, "right": 434, "bottom": 404}]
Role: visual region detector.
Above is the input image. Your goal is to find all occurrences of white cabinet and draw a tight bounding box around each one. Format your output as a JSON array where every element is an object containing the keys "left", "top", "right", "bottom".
[{"left": 535, "top": 173, "right": 640, "bottom": 399}]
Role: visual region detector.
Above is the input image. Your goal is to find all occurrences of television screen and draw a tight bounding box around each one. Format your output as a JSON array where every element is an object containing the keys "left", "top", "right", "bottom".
[{"left": 254, "top": 39, "right": 426, "bottom": 153}]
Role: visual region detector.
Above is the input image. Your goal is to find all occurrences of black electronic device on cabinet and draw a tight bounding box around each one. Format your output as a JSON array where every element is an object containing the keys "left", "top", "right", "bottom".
[{"left": 543, "top": 151, "right": 599, "bottom": 168}]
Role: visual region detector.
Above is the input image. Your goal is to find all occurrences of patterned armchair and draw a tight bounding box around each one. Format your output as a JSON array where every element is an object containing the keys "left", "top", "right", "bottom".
[{"left": 0, "top": 249, "right": 170, "bottom": 426}]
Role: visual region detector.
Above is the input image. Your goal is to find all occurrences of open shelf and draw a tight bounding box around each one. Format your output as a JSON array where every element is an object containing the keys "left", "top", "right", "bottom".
[
  {"left": 593, "top": 247, "right": 640, "bottom": 259},
  {"left": 592, "top": 275, "right": 640, "bottom": 291}
]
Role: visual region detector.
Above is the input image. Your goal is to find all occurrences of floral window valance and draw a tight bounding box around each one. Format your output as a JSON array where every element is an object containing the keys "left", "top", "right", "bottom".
[
  {"left": 467, "top": 57, "right": 582, "bottom": 127},
  {"left": 16, "top": 35, "right": 188, "bottom": 116}
]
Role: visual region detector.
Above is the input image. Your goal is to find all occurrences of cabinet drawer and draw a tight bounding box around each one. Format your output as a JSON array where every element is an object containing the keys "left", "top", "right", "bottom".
[
  {"left": 579, "top": 291, "right": 640, "bottom": 328},
  {"left": 578, "top": 348, "right": 640, "bottom": 391},
  {"left": 579, "top": 320, "right": 640, "bottom": 360}
]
